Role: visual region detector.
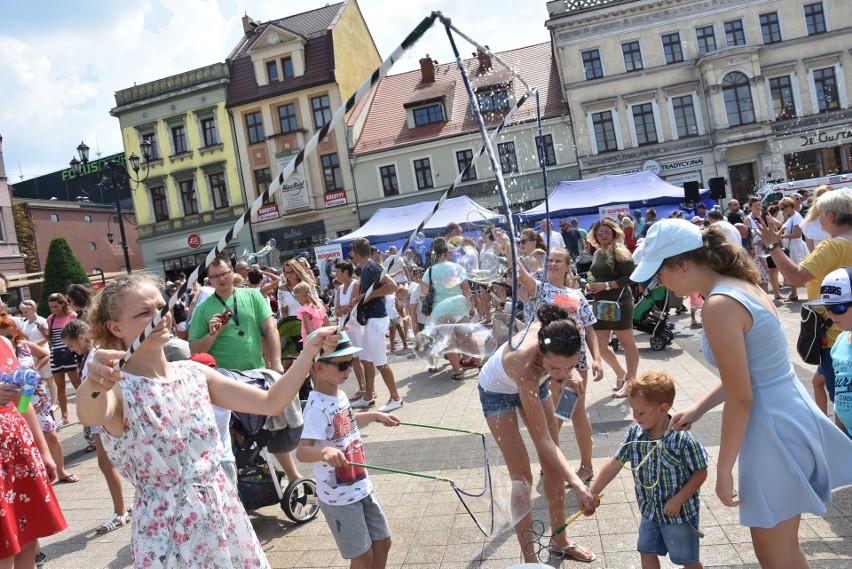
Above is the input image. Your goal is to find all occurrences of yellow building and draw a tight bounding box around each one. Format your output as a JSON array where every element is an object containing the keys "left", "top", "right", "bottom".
[
  {"left": 111, "top": 63, "right": 251, "bottom": 278},
  {"left": 226, "top": 1, "right": 380, "bottom": 256}
]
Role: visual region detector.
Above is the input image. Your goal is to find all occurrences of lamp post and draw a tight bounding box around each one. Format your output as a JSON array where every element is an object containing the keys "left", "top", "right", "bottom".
[{"left": 70, "top": 141, "right": 151, "bottom": 274}]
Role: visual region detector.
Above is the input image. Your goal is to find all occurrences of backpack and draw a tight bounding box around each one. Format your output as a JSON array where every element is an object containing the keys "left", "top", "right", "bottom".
[{"left": 797, "top": 305, "right": 830, "bottom": 365}]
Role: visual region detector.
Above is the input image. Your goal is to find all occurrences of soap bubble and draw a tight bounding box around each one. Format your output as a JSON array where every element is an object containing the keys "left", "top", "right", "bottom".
[
  {"left": 415, "top": 322, "right": 499, "bottom": 361},
  {"left": 458, "top": 246, "right": 480, "bottom": 273},
  {"left": 438, "top": 263, "right": 467, "bottom": 288},
  {"left": 414, "top": 231, "right": 426, "bottom": 245},
  {"left": 468, "top": 250, "right": 503, "bottom": 283}
]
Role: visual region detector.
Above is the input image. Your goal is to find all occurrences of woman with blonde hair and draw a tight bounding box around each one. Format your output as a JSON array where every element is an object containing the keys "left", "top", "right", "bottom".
[
  {"left": 621, "top": 215, "right": 637, "bottom": 251},
  {"left": 587, "top": 218, "right": 639, "bottom": 398},
  {"left": 36, "top": 293, "right": 78, "bottom": 426},
  {"left": 278, "top": 258, "right": 318, "bottom": 319},
  {"left": 778, "top": 196, "right": 810, "bottom": 301},
  {"left": 800, "top": 185, "right": 833, "bottom": 248}
]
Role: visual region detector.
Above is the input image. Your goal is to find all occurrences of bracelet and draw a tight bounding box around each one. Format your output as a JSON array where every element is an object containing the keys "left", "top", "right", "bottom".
[{"left": 767, "top": 242, "right": 782, "bottom": 252}]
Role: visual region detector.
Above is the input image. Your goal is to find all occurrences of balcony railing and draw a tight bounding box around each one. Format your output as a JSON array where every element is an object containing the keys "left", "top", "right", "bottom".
[{"left": 547, "top": 0, "right": 636, "bottom": 17}]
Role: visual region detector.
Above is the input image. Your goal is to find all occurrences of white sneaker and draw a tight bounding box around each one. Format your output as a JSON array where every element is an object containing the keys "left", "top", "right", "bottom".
[
  {"left": 378, "top": 398, "right": 403, "bottom": 413},
  {"left": 350, "top": 398, "right": 375, "bottom": 409}
]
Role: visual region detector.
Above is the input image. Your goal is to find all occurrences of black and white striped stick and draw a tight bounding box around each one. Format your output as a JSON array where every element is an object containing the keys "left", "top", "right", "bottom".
[{"left": 103, "top": 13, "right": 439, "bottom": 378}]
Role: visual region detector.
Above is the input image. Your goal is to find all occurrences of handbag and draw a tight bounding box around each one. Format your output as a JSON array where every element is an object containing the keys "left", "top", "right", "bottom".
[
  {"left": 594, "top": 286, "right": 626, "bottom": 322},
  {"left": 797, "top": 305, "right": 830, "bottom": 365},
  {"left": 421, "top": 267, "right": 435, "bottom": 316}
]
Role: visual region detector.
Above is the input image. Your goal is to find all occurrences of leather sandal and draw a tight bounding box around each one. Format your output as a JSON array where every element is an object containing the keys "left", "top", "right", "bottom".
[
  {"left": 576, "top": 464, "right": 594, "bottom": 485},
  {"left": 549, "top": 540, "right": 596, "bottom": 563}
]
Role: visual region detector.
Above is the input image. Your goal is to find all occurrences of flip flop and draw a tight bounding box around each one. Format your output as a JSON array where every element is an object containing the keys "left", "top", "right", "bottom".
[
  {"left": 57, "top": 474, "right": 80, "bottom": 484},
  {"left": 549, "top": 540, "right": 596, "bottom": 563},
  {"left": 85, "top": 444, "right": 97, "bottom": 453},
  {"left": 451, "top": 372, "right": 464, "bottom": 381}
]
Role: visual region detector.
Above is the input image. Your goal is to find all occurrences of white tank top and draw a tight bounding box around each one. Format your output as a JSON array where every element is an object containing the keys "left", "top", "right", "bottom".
[
  {"left": 479, "top": 343, "right": 549, "bottom": 395},
  {"left": 336, "top": 281, "right": 361, "bottom": 328}
]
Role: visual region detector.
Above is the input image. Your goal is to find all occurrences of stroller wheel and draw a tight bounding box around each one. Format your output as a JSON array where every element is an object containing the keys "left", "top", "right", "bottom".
[
  {"left": 661, "top": 330, "right": 675, "bottom": 344},
  {"left": 281, "top": 477, "right": 319, "bottom": 523},
  {"left": 650, "top": 335, "right": 666, "bottom": 351}
]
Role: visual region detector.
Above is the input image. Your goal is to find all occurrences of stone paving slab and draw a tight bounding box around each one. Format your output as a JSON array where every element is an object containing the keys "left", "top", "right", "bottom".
[{"left": 39, "top": 300, "right": 852, "bottom": 568}]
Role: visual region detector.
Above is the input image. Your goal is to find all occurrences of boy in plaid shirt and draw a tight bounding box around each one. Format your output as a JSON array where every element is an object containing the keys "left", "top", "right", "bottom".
[{"left": 590, "top": 371, "right": 708, "bottom": 568}]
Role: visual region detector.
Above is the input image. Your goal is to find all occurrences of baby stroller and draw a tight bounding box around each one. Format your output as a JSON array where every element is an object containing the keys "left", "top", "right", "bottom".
[
  {"left": 278, "top": 316, "right": 303, "bottom": 360},
  {"left": 610, "top": 280, "right": 674, "bottom": 351},
  {"left": 223, "top": 368, "right": 319, "bottom": 524}
]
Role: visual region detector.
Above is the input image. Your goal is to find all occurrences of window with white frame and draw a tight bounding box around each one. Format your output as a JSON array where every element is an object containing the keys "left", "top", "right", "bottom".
[
  {"left": 672, "top": 95, "right": 699, "bottom": 138},
  {"left": 813, "top": 67, "right": 839, "bottom": 112},
  {"left": 413, "top": 158, "right": 433, "bottom": 190}
]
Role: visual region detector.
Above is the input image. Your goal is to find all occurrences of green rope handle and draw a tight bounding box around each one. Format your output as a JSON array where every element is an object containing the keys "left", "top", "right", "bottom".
[{"left": 347, "top": 461, "right": 453, "bottom": 483}]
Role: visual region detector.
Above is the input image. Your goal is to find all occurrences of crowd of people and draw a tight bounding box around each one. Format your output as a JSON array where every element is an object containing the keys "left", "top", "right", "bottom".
[{"left": 1, "top": 186, "right": 852, "bottom": 568}]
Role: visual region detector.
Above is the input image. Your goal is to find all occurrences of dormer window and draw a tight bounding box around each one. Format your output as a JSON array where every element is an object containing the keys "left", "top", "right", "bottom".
[
  {"left": 267, "top": 61, "right": 279, "bottom": 83},
  {"left": 478, "top": 89, "right": 510, "bottom": 111},
  {"left": 282, "top": 57, "right": 294, "bottom": 79},
  {"left": 413, "top": 103, "right": 445, "bottom": 126}
]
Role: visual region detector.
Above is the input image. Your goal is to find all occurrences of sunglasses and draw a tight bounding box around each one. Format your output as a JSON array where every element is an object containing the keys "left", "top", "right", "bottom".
[
  {"left": 318, "top": 359, "right": 353, "bottom": 372},
  {"left": 0, "top": 293, "right": 10, "bottom": 303},
  {"left": 827, "top": 303, "right": 852, "bottom": 315}
]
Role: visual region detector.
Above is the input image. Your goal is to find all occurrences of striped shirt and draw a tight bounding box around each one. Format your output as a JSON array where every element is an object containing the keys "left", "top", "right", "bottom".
[{"left": 615, "top": 423, "right": 708, "bottom": 524}]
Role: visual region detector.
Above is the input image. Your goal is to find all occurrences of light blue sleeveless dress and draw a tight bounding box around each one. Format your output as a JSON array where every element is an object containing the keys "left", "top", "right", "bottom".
[{"left": 702, "top": 286, "right": 852, "bottom": 528}]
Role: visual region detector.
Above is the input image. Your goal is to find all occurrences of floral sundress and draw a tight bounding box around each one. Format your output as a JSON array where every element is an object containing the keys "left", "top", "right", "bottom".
[{"left": 100, "top": 361, "right": 269, "bottom": 568}]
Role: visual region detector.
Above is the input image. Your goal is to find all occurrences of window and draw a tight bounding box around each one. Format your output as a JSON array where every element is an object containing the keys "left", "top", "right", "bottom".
[
  {"left": 535, "top": 134, "right": 557, "bottom": 167},
  {"left": 413, "top": 104, "right": 445, "bottom": 126},
  {"left": 254, "top": 168, "right": 271, "bottom": 193},
  {"left": 760, "top": 12, "right": 782, "bottom": 44},
  {"left": 478, "top": 90, "right": 510, "bottom": 111},
  {"left": 321, "top": 153, "right": 343, "bottom": 192},
  {"left": 201, "top": 117, "right": 218, "bottom": 146},
  {"left": 277, "top": 103, "right": 298, "bottom": 134},
  {"left": 622, "top": 41, "right": 643, "bottom": 72},
  {"left": 769, "top": 76, "right": 796, "bottom": 119},
  {"left": 582, "top": 50, "right": 603, "bottom": 80},
  {"left": 267, "top": 61, "right": 279, "bottom": 83},
  {"left": 804, "top": 3, "right": 826, "bottom": 35},
  {"left": 456, "top": 150, "right": 477, "bottom": 181},
  {"left": 311, "top": 95, "right": 331, "bottom": 128},
  {"left": 171, "top": 124, "right": 188, "bottom": 154},
  {"left": 696, "top": 25, "right": 717, "bottom": 55},
  {"left": 413, "top": 158, "right": 434, "bottom": 190},
  {"left": 89, "top": 242, "right": 97, "bottom": 250},
  {"left": 672, "top": 95, "right": 699, "bottom": 138},
  {"left": 592, "top": 111, "right": 618, "bottom": 153},
  {"left": 281, "top": 57, "right": 294, "bottom": 79},
  {"left": 179, "top": 179, "right": 199, "bottom": 215},
  {"left": 208, "top": 172, "right": 229, "bottom": 209},
  {"left": 380, "top": 165, "right": 399, "bottom": 196},
  {"left": 151, "top": 186, "right": 169, "bottom": 222},
  {"left": 814, "top": 67, "right": 839, "bottom": 113},
  {"left": 83, "top": 215, "right": 92, "bottom": 223},
  {"left": 50, "top": 214, "right": 59, "bottom": 222},
  {"left": 246, "top": 112, "right": 264, "bottom": 144},
  {"left": 497, "top": 142, "right": 519, "bottom": 174},
  {"left": 662, "top": 33, "right": 683, "bottom": 64},
  {"left": 632, "top": 103, "right": 658, "bottom": 146},
  {"left": 141, "top": 132, "right": 161, "bottom": 160},
  {"left": 722, "top": 72, "right": 755, "bottom": 126},
  {"left": 724, "top": 20, "right": 746, "bottom": 47}
]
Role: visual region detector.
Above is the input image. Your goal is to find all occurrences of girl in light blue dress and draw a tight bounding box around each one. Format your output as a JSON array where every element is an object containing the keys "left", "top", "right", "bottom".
[{"left": 631, "top": 219, "right": 852, "bottom": 569}]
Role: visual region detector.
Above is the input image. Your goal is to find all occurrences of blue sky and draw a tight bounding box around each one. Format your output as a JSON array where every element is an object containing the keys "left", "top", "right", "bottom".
[{"left": 1, "top": 0, "right": 552, "bottom": 181}]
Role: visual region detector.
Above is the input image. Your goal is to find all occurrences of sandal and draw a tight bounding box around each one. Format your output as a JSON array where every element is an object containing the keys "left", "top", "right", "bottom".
[
  {"left": 612, "top": 386, "right": 628, "bottom": 399},
  {"left": 611, "top": 378, "right": 625, "bottom": 392},
  {"left": 96, "top": 511, "right": 131, "bottom": 534},
  {"left": 348, "top": 390, "right": 366, "bottom": 402},
  {"left": 549, "top": 540, "right": 596, "bottom": 563},
  {"left": 576, "top": 464, "right": 594, "bottom": 485},
  {"left": 85, "top": 444, "right": 97, "bottom": 453},
  {"left": 451, "top": 372, "right": 464, "bottom": 381}
]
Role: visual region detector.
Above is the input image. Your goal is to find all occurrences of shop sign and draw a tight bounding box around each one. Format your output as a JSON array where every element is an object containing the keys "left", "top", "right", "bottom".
[
  {"left": 642, "top": 160, "right": 661, "bottom": 174},
  {"left": 599, "top": 203, "right": 629, "bottom": 220},
  {"left": 613, "top": 156, "right": 704, "bottom": 176},
  {"left": 800, "top": 128, "right": 852, "bottom": 148},
  {"left": 187, "top": 233, "right": 202, "bottom": 250},
  {"left": 281, "top": 172, "right": 310, "bottom": 210},
  {"left": 324, "top": 191, "right": 347, "bottom": 208},
  {"left": 258, "top": 203, "right": 280, "bottom": 222},
  {"left": 664, "top": 171, "right": 703, "bottom": 186}
]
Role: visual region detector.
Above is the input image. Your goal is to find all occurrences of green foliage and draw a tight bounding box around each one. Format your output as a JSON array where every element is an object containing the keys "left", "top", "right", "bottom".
[
  {"left": 38, "top": 238, "right": 90, "bottom": 316},
  {"left": 11, "top": 203, "right": 39, "bottom": 273}
]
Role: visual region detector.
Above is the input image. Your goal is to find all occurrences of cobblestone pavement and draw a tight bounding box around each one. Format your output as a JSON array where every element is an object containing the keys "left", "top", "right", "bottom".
[{"left": 40, "top": 300, "right": 852, "bottom": 568}]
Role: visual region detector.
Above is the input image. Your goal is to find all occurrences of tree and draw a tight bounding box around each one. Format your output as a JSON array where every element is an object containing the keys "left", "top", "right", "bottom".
[
  {"left": 11, "top": 202, "right": 39, "bottom": 273},
  {"left": 38, "top": 237, "right": 90, "bottom": 316}
]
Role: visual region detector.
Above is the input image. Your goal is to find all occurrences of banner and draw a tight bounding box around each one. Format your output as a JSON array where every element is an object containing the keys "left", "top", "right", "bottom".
[
  {"left": 314, "top": 243, "right": 343, "bottom": 290},
  {"left": 599, "top": 203, "right": 629, "bottom": 220}
]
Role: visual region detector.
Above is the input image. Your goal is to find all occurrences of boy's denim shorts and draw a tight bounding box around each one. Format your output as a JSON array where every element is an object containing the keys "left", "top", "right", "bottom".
[
  {"left": 637, "top": 515, "right": 700, "bottom": 566},
  {"left": 478, "top": 382, "right": 550, "bottom": 418}
]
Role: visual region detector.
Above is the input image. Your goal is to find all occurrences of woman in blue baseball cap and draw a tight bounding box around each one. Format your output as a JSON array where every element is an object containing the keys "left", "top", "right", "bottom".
[{"left": 633, "top": 218, "right": 852, "bottom": 569}]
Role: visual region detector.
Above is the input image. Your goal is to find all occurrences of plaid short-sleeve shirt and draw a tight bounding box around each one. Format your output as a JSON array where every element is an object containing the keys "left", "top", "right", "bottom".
[{"left": 615, "top": 423, "right": 709, "bottom": 524}]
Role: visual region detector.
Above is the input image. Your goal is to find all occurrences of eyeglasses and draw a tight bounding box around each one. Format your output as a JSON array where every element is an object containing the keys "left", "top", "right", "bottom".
[
  {"left": 318, "top": 359, "right": 353, "bottom": 372},
  {"left": 827, "top": 303, "right": 852, "bottom": 315},
  {"left": 0, "top": 294, "right": 9, "bottom": 303},
  {"left": 208, "top": 270, "right": 233, "bottom": 281}
]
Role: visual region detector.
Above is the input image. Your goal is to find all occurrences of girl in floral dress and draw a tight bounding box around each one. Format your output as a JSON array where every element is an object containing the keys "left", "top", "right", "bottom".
[
  {"left": 0, "top": 335, "right": 67, "bottom": 567},
  {"left": 76, "top": 273, "right": 341, "bottom": 568}
]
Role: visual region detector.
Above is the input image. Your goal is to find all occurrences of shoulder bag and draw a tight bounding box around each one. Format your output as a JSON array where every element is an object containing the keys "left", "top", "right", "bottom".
[{"left": 594, "top": 286, "right": 626, "bottom": 322}]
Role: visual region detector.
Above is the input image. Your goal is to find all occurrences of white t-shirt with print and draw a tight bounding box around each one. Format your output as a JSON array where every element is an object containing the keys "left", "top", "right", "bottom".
[{"left": 301, "top": 390, "right": 371, "bottom": 506}]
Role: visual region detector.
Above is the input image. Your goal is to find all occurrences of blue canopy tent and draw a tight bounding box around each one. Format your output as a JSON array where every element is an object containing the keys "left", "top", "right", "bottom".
[
  {"left": 330, "top": 196, "right": 506, "bottom": 258},
  {"left": 516, "top": 171, "right": 714, "bottom": 231}
]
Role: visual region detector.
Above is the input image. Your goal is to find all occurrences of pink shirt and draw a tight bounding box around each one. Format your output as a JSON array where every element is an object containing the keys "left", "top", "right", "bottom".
[{"left": 296, "top": 304, "right": 327, "bottom": 345}]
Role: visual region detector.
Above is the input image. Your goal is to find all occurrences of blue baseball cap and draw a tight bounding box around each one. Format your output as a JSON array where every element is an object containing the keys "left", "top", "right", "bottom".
[{"left": 306, "top": 330, "right": 361, "bottom": 358}]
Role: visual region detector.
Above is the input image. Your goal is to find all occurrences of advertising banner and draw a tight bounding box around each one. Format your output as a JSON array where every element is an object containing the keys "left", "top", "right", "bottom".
[
  {"left": 314, "top": 243, "right": 343, "bottom": 290},
  {"left": 599, "top": 203, "right": 629, "bottom": 220}
]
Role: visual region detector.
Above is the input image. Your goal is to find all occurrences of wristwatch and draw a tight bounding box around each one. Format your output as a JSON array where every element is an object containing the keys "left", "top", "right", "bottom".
[
  {"left": 605, "top": 281, "right": 611, "bottom": 291},
  {"left": 767, "top": 242, "right": 782, "bottom": 252}
]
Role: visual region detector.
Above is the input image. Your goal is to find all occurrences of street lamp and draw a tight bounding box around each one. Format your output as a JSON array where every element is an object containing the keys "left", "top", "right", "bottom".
[{"left": 70, "top": 140, "right": 151, "bottom": 273}]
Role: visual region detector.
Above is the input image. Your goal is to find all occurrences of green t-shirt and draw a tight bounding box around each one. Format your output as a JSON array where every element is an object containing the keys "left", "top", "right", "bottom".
[{"left": 189, "top": 288, "right": 273, "bottom": 370}]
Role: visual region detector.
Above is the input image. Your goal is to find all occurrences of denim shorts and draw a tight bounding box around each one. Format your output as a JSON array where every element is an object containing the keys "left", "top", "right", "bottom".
[
  {"left": 478, "top": 382, "right": 551, "bottom": 418},
  {"left": 637, "top": 515, "right": 700, "bottom": 566}
]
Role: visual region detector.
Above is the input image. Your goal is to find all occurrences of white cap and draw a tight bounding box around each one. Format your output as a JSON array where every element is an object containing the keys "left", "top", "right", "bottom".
[
  {"left": 630, "top": 219, "right": 704, "bottom": 283},
  {"left": 805, "top": 267, "right": 852, "bottom": 306}
]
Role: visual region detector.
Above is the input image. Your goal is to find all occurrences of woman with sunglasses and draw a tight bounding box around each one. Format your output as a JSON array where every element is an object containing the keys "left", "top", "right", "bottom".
[
  {"left": 79, "top": 273, "right": 342, "bottom": 567},
  {"left": 637, "top": 219, "right": 852, "bottom": 569},
  {"left": 755, "top": 188, "right": 852, "bottom": 431},
  {"left": 587, "top": 218, "right": 639, "bottom": 398}
]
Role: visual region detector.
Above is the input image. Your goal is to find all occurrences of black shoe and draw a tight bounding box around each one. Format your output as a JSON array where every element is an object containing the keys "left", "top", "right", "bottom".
[{"left": 36, "top": 552, "right": 46, "bottom": 567}]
